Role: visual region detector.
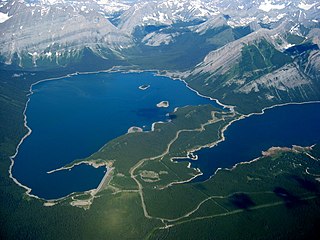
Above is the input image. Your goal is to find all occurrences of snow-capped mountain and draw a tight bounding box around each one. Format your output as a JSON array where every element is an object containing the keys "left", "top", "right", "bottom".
[
  {"left": 117, "top": 0, "right": 220, "bottom": 33},
  {"left": 0, "top": 0, "right": 133, "bottom": 66},
  {"left": 0, "top": 0, "right": 319, "bottom": 68},
  {"left": 181, "top": 17, "right": 320, "bottom": 113},
  {"left": 19, "top": 0, "right": 135, "bottom": 16}
]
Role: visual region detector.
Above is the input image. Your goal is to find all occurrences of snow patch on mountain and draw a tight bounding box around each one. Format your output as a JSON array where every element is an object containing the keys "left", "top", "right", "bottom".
[
  {"left": 258, "top": 0, "right": 286, "bottom": 12},
  {"left": 39, "top": 0, "right": 64, "bottom": 5},
  {"left": 0, "top": 12, "right": 11, "bottom": 23},
  {"left": 142, "top": 12, "right": 171, "bottom": 25},
  {"left": 261, "top": 13, "right": 287, "bottom": 24},
  {"left": 227, "top": 17, "right": 257, "bottom": 28},
  {"left": 118, "top": 0, "right": 220, "bottom": 33},
  {"left": 97, "top": 0, "right": 132, "bottom": 15},
  {"left": 298, "top": 2, "right": 317, "bottom": 11}
]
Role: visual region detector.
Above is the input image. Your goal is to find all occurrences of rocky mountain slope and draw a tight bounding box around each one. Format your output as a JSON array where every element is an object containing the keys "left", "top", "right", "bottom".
[
  {"left": 0, "top": 0, "right": 134, "bottom": 67},
  {"left": 0, "top": 0, "right": 319, "bottom": 75},
  {"left": 182, "top": 20, "right": 320, "bottom": 113}
]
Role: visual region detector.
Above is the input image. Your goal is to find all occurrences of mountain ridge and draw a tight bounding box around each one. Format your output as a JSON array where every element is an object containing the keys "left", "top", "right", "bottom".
[{"left": 0, "top": 0, "right": 319, "bottom": 72}]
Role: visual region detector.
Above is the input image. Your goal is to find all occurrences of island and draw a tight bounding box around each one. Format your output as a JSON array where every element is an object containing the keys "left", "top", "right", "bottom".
[
  {"left": 156, "top": 101, "right": 169, "bottom": 108},
  {"left": 139, "top": 84, "right": 150, "bottom": 90}
]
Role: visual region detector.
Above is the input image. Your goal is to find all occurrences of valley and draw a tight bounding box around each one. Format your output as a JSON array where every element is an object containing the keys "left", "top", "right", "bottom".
[{"left": 1, "top": 0, "right": 320, "bottom": 239}]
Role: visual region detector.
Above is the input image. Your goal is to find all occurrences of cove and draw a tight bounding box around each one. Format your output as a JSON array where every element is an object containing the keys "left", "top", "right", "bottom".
[
  {"left": 187, "top": 102, "right": 320, "bottom": 182},
  {"left": 12, "top": 71, "right": 217, "bottom": 200}
]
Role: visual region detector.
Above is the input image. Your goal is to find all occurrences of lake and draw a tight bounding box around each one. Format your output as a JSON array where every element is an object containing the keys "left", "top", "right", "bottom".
[
  {"left": 12, "top": 71, "right": 216, "bottom": 200},
  {"left": 187, "top": 102, "right": 320, "bottom": 181}
]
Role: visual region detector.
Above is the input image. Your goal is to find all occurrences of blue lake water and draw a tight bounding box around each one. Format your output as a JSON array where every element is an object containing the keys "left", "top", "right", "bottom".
[
  {"left": 12, "top": 71, "right": 216, "bottom": 199},
  {"left": 187, "top": 102, "right": 320, "bottom": 182}
]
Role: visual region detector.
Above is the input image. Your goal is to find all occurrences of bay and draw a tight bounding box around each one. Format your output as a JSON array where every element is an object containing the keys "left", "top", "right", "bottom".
[
  {"left": 12, "top": 71, "right": 216, "bottom": 199},
  {"left": 188, "top": 103, "right": 320, "bottom": 181}
]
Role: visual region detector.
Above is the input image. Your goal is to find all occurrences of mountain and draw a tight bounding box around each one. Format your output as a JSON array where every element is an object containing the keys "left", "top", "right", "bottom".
[
  {"left": 182, "top": 20, "right": 320, "bottom": 113},
  {"left": 0, "top": 0, "right": 319, "bottom": 70},
  {"left": 0, "top": 0, "right": 133, "bottom": 68},
  {"left": 117, "top": 0, "right": 220, "bottom": 33},
  {"left": 1, "top": 2, "right": 320, "bottom": 237}
]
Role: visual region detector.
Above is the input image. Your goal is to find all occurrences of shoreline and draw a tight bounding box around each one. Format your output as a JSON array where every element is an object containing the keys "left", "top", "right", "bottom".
[
  {"left": 222, "top": 144, "right": 318, "bottom": 175},
  {"left": 154, "top": 71, "right": 234, "bottom": 111},
  {"left": 47, "top": 160, "right": 108, "bottom": 174},
  {"left": 8, "top": 65, "right": 129, "bottom": 202},
  {"left": 8, "top": 65, "right": 320, "bottom": 202},
  {"left": 127, "top": 126, "right": 143, "bottom": 134},
  {"left": 156, "top": 100, "right": 169, "bottom": 108},
  {"left": 139, "top": 84, "right": 150, "bottom": 90},
  {"left": 174, "top": 100, "right": 320, "bottom": 184},
  {"left": 91, "top": 167, "right": 114, "bottom": 196}
]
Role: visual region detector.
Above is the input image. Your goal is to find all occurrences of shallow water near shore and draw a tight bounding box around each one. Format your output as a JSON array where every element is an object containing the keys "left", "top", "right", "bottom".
[
  {"left": 12, "top": 71, "right": 216, "bottom": 199},
  {"left": 188, "top": 102, "right": 320, "bottom": 181}
]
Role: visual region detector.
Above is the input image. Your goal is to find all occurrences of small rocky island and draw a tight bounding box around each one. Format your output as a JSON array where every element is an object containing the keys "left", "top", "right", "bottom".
[
  {"left": 139, "top": 84, "right": 150, "bottom": 90},
  {"left": 156, "top": 101, "right": 169, "bottom": 108}
]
